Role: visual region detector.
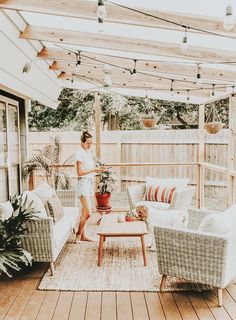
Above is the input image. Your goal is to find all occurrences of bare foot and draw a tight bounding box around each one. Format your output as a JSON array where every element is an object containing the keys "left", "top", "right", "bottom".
[{"left": 80, "top": 236, "right": 94, "bottom": 242}]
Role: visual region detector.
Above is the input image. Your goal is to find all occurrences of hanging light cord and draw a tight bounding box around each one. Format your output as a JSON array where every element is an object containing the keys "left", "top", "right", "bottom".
[{"left": 107, "top": 0, "right": 236, "bottom": 41}]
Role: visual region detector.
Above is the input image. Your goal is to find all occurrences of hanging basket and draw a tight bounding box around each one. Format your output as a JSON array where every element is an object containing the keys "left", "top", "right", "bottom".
[
  {"left": 205, "top": 122, "right": 223, "bottom": 134},
  {"left": 205, "top": 103, "right": 223, "bottom": 134},
  {"left": 142, "top": 118, "right": 157, "bottom": 128}
]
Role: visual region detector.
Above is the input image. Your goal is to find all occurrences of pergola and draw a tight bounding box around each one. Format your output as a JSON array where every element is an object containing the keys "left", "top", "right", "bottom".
[{"left": 1, "top": 0, "right": 236, "bottom": 207}]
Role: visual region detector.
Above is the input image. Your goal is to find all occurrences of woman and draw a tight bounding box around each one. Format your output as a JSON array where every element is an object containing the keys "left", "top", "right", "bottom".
[{"left": 75, "top": 131, "right": 105, "bottom": 241}]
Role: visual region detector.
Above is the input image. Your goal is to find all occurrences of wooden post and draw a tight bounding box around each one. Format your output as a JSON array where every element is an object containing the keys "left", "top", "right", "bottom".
[
  {"left": 197, "top": 104, "right": 205, "bottom": 208},
  {"left": 94, "top": 92, "right": 101, "bottom": 160},
  {"left": 227, "top": 95, "right": 236, "bottom": 206}
]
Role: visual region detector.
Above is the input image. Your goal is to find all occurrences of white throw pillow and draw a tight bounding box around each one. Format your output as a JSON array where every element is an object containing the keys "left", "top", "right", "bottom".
[
  {"left": 198, "top": 204, "right": 236, "bottom": 234},
  {"left": 0, "top": 201, "right": 13, "bottom": 221},
  {"left": 33, "top": 181, "right": 56, "bottom": 200},
  {"left": 146, "top": 177, "right": 189, "bottom": 190},
  {"left": 22, "top": 191, "right": 48, "bottom": 218}
]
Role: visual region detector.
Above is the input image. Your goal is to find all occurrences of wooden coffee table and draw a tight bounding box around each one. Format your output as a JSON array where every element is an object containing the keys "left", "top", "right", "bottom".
[{"left": 97, "top": 213, "right": 148, "bottom": 267}]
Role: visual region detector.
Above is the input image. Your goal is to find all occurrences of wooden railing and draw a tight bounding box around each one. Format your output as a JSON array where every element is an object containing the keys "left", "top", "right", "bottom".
[{"left": 28, "top": 161, "right": 236, "bottom": 209}]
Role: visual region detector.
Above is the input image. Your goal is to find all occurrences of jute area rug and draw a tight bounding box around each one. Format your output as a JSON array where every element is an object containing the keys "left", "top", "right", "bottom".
[{"left": 38, "top": 227, "right": 209, "bottom": 292}]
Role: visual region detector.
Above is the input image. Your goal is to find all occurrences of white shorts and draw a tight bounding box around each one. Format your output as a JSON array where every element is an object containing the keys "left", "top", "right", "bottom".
[{"left": 76, "top": 177, "right": 93, "bottom": 197}]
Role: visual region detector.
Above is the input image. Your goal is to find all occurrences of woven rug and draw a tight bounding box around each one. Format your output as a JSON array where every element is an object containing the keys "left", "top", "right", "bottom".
[{"left": 38, "top": 227, "right": 210, "bottom": 292}]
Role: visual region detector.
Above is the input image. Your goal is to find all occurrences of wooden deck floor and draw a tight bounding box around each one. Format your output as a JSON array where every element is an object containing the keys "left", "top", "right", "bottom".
[{"left": 1, "top": 263, "right": 236, "bottom": 320}]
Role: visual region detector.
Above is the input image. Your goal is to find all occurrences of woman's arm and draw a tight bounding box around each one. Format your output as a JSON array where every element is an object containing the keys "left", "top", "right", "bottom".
[{"left": 76, "top": 161, "right": 104, "bottom": 177}]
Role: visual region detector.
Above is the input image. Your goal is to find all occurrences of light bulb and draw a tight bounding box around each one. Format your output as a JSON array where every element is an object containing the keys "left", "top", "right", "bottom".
[
  {"left": 98, "top": 18, "right": 105, "bottom": 32},
  {"left": 132, "top": 70, "right": 137, "bottom": 80},
  {"left": 97, "top": 0, "right": 107, "bottom": 19},
  {"left": 104, "top": 73, "right": 112, "bottom": 87},
  {"left": 196, "top": 74, "right": 202, "bottom": 85},
  {"left": 180, "top": 36, "right": 188, "bottom": 54},
  {"left": 223, "top": 2, "right": 234, "bottom": 31},
  {"left": 75, "top": 62, "right": 81, "bottom": 73}
]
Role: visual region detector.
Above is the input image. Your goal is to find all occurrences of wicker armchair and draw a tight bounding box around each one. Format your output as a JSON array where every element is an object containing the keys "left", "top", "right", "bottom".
[
  {"left": 154, "top": 208, "right": 236, "bottom": 306},
  {"left": 126, "top": 183, "right": 195, "bottom": 212}
]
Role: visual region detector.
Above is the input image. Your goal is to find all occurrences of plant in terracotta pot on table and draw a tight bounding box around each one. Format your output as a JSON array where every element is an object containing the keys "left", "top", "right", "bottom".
[{"left": 95, "top": 162, "right": 118, "bottom": 211}]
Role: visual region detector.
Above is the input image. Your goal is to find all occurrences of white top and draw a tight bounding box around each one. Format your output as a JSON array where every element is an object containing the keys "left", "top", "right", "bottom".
[{"left": 75, "top": 146, "right": 95, "bottom": 178}]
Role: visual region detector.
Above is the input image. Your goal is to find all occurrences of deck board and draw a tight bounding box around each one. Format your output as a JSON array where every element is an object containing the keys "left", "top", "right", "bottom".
[{"left": 2, "top": 263, "right": 236, "bottom": 320}]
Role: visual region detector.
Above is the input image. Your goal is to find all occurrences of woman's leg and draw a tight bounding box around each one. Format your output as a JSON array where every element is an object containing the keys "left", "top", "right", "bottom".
[{"left": 77, "top": 196, "right": 92, "bottom": 241}]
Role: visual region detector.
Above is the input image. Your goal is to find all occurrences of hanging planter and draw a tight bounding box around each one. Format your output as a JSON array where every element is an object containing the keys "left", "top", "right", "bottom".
[
  {"left": 142, "top": 117, "right": 157, "bottom": 128},
  {"left": 205, "top": 103, "right": 223, "bottom": 134}
]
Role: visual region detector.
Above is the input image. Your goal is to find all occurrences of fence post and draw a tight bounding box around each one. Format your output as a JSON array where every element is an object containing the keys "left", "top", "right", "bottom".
[
  {"left": 197, "top": 104, "right": 205, "bottom": 208},
  {"left": 227, "top": 95, "right": 236, "bottom": 206}
]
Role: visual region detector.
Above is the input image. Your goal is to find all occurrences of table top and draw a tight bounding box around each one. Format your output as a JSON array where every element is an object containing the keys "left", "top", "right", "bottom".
[{"left": 97, "top": 213, "right": 148, "bottom": 236}]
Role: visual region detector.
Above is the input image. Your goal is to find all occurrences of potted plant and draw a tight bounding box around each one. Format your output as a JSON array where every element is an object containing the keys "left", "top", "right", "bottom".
[
  {"left": 0, "top": 194, "right": 36, "bottom": 277},
  {"left": 95, "top": 164, "right": 118, "bottom": 209},
  {"left": 141, "top": 95, "right": 157, "bottom": 128}
]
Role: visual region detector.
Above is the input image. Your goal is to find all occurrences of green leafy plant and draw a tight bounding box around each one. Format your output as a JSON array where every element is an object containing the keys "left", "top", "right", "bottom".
[
  {"left": 23, "top": 136, "right": 72, "bottom": 190},
  {"left": 0, "top": 194, "right": 37, "bottom": 277},
  {"left": 96, "top": 161, "right": 118, "bottom": 194}
]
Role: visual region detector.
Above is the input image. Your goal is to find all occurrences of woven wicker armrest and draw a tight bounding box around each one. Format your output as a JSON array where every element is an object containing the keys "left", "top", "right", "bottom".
[
  {"left": 187, "top": 207, "right": 219, "bottom": 230},
  {"left": 126, "top": 183, "right": 146, "bottom": 209},
  {"left": 56, "top": 190, "right": 76, "bottom": 207},
  {"left": 20, "top": 217, "right": 55, "bottom": 262},
  {"left": 154, "top": 225, "right": 228, "bottom": 288}
]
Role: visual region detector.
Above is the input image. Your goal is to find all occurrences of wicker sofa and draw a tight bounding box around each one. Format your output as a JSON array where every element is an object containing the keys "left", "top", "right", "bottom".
[
  {"left": 20, "top": 189, "right": 79, "bottom": 275},
  {"left": 154, "top": 207, "right": 236, "bottom": 306}
]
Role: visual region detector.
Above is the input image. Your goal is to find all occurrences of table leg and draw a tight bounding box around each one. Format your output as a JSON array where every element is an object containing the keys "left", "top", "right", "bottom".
[
  {"left": 98, "top": 235, "right": 104, "bottom": 266},
  {"left": 140, "top": 235, "right": 147, "bottom": 266}
]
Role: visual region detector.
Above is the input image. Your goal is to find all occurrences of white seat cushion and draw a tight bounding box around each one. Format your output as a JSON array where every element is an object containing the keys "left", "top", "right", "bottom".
[
  {"left": 198, "top": 204, "right": 236, "bottom": 234},
  {"left": 53, "top": 216, "right": 71, "bottom": 248},
  {"left": 63, "top": 207, "right": 80, "bottom": 229},
  {"left": 136, "top": 200, "right": 170, "bottom": 211},
  {"left": 150, "top": 209, "right": 188, "bottom": 228}
]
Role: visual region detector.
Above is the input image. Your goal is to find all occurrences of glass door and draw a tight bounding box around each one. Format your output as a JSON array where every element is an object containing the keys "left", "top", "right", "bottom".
[{"left": 0, "top": 96, "right": 20, "bottom": 201}]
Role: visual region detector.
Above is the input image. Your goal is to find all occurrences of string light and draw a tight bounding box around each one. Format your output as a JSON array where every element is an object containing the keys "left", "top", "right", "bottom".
[
  {"left": 196, "top": 63, "right": 202, "bottom": 85},
  {"left": 130, "top": 59, "right": 137, "bottom": 79},
  {"left": 180, "top": 27, "right": 189, "bottom": 54},
  {"left": 71, "top": 74, "right": 74, "bottom": 83},
  {"left": 186, "top": 89, "right": 190, "bottom": 101},
  {"left": 223, "top": 2, "right": 234, "bottom": 31},
  {"left": 104, "top": 73, "right": 112, "bottom": 86},
  {"left": 75, "top": 51, "right": 81, "bottom": 73},
  {"left": 211, "top": 84, "right": 215, "bottom": 96},
  {"left": 97, "top": 0, "right": 107, "bottom": 19},
  {"left": 170, "top": 79, "right": 174, "bottom": 94}
]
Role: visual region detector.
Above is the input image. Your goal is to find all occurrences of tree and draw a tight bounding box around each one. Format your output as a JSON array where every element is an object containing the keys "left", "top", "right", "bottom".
[{"left": 28, "top": 89, "right": 229, "bottom": 131}]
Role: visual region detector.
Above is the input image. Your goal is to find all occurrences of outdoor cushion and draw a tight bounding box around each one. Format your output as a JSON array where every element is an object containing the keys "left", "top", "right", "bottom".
[
  {"left": 0, "top": 201, "right": 13, "bottom": 221},
  {"left": 33, "top": 181, "right": 56, "bottom": 199},
  {"left": 136, "top": 200, "right": 170, "bottom": 211},
  {"left": 44, "top": 195, "right": 64, "bottom": 223},
  {"left": 145, "top": 185, "right": 176, "bottom": 203},
  {"left": 63, "top": 207, "right": 79, "bottom": 229},
  {"left": 198, "top": 204, "right": 236, "bottom": 234},
  {"left": 150, "top": 209, "right": 187, "bottom": 228},
  {"left": 146, "top": 177, "right": 189, "bottom": 189},
  {"left": 53, "top": 215, "right": 71, "bottom": 248},
  {"left": 22, "top": 190, "right": 48, "bottom": 218}
]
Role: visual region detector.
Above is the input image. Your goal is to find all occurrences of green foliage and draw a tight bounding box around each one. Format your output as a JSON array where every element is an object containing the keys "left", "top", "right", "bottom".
[
  {"left": 0, "top": 194, "right": 36, "bottom": 277},
  {"left": 23, "top": 136, "right": 72, "bottom": 190},
  {"left": 28, "top": 89, "right": 229, "bottom": 131}
]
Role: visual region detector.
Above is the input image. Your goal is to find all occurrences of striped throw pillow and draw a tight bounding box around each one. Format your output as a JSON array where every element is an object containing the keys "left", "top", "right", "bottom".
[
  {"left": 44, "top": 195, "right": 64, "bottom": 223},
  {"left": 145, "top": 185, "right": 176, "bottom": 203}
]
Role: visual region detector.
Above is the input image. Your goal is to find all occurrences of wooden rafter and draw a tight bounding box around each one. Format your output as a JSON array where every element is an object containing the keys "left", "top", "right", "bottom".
[
  {"left": 1, "top": 0, "right": 236, "bottom": 36},
  {"left": 40, "top": 48, "right": 236, "bottom": 84},
  {"left": 21, "top": 26, "right": 236, "bottom": 64}
]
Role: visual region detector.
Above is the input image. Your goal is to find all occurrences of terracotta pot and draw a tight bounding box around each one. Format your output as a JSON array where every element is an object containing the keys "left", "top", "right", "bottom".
[
  {"left": 205, "top": 122, "right": 223, "bottom": 134},
  {"left": 142, "top": 118, "right": 156, "bottom": 128},
  {"left": 95, "top": 192, "right": 111, "bottom": 209}
]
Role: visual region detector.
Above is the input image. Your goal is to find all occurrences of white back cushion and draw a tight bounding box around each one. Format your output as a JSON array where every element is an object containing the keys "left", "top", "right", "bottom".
[
  {"left": 22, "top": 191, "right": 47, "bottom": 218},
  {"left": 0, "top": 201, "right": 13, "bottom": 220},
  {"left": 146, "top": 177, "right": 189, "bottom": 190},
  {"left": 33, "top": 181, "right": 56, "bottom": 200},
  {"left": 198, "top": 204, "right": 236, "bottom": 234}
]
